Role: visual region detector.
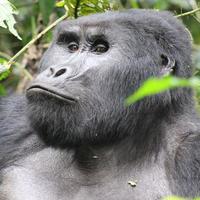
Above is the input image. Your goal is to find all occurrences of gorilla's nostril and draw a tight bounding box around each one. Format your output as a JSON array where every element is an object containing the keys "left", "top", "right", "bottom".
[
  {"left": 54, "top": 68, "right": 67, "bottom": 77},
  {"left": 50, "top": 68, "right": 54, "bottom": 74},
  {"left": 47, "top": 67, "right": 54, "bottom": 77}
]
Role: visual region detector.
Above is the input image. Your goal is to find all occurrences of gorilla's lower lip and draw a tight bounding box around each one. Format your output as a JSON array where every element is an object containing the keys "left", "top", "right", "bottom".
[{"left": 26, "top": 85, "right": 77, "bottom": 103}]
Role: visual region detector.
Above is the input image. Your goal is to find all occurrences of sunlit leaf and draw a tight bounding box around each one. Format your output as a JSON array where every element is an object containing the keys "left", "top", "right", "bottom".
[
  {"left": 0, "top": 64, "right": 7, "bottom": 73},
  {"left": 56, "top": 0, "right": 65, "bottom": 7},
  {"left": 0, "top": 58, "right": 11, "bottom": 81},
  {"left": 130, "top": 0, "right": 139, "bottom": 8},
  {"left": 0, "top": 67, "right": 10, "bottom": 81},
  {"left": 125, "top": 76, "right": 200, "bottom": 105},
  {"left": 163, "top": 196, "right": 186, "bottom": 200},
  {"left": 0, "top": 0, "right": 21, "bottom": 40}
]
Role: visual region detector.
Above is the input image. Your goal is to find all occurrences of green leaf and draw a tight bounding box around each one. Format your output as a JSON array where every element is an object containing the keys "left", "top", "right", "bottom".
[
  {"left": 0, "top": 58, "right": 11, "bottom": 81},
  {"left": 130, "top": 0, "right": 139, "bottom": 8},
  {"left": 0, "top": 67, "right": 10, "bottom": 81},
  {"left": 0, "top": 64, "right": 7, "bottom": 73},
  {"left": 0, "top": 0, "right": 21, "bottom": 40},
  {"left": 56, "top": 1, "right": 65, "bottom": 7},
  {"left": 0, "top": 84, "right": 6, "bottom": 96},
  {"left": 125, "top": 76, "right": 200, "bottom": 106},
  {"left": 154, "top": 0, "right": 170, "bottom": 9},
  {"left": 163, "top": 196, "right": 186, "bottom": 200}
]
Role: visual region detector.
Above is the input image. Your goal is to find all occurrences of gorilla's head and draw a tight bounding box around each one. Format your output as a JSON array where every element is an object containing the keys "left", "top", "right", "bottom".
[{"left": 26, "top": 10, "right": 192, "bottom": 148}]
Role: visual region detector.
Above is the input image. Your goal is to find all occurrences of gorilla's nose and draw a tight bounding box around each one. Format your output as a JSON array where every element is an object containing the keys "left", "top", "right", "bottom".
[{"left": 48, "top": 67, "right": 67, "bottom": 78}]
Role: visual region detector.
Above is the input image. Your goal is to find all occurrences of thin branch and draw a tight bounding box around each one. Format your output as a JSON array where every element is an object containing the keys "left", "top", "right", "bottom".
[
  {"left": 74, "top": 0, "right": 81, "bottom": 19},
  {"left": 6, "top": 13, "right": 68, "bottom": 68},
  {"left": 176, "top": 7, "right": 200, "bottom": 18}
]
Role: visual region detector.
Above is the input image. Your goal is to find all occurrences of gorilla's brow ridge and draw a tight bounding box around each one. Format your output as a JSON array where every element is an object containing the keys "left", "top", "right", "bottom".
[
  {"left": 56, "top": 25, "right": 110, "bottom": 44},
  {"left": 57, "top": 24, "right": 80, "bottom": 35}
]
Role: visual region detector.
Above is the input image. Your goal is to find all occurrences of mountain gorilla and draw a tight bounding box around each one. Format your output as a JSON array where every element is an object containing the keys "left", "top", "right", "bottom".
[{"left": 0, "top": 9, "right": 200, "bottom": 200}]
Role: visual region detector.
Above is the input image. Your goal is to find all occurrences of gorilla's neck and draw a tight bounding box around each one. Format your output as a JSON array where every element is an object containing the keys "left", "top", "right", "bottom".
[
  {"left": 73, "top": 110, "right": 168, "bottom": 174},
  {"left": 72, "top": 104, "right": 193, "bottom": 175}
]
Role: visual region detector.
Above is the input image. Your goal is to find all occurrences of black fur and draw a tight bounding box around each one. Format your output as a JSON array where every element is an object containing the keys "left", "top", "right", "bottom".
[{"left": 0, "top": 9, "right": 200, "bottom": 199}]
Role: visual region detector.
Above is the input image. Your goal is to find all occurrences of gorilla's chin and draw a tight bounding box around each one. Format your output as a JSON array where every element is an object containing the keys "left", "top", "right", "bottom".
[
  {"left": 26, "top": 98, "right": 99, "bottom": 148},
  {"left": 26, "top": 101, "right": 75, "bottom": 148}
]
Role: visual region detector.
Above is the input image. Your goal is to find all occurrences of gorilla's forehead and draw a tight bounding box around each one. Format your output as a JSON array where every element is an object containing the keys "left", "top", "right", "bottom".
[
  {"left": 55, "top": 9, "right": 170, "bottom": 34},
  {"left": 56, "top": 13, "right": 114, "bottom": 34}
]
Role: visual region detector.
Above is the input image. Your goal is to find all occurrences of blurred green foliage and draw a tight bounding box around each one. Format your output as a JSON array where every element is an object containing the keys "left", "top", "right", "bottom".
[
  {"left": 56, "top": 0, "right": 112, "bottom": 18},
  {"left": 164, "top": 196, "right": 200, "bottom": 200},
  {"left": 39, "top": 0, "right": 55, "bottom": 24}
]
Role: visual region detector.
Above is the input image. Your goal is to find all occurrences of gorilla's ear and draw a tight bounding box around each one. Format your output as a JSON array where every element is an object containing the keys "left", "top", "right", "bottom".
[{"left": 160, "top": 54, "right": 176, "bottom": 76}]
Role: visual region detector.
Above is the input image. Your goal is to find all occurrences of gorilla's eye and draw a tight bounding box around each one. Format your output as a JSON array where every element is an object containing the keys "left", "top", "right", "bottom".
[
  {"left": 92, "top": 40, "right": 109, "bottom": 54},
  {"left": 68, "top": 42, "right": 79, "bottom": 52}
]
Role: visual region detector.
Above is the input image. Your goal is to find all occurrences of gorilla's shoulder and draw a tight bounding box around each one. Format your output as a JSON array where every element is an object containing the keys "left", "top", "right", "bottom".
[
  {"left": 0, "top": 95, "right": 26, "bottom": 121},
  {"left": 0, "top": 95, "right": 43, "bottom": 169}
]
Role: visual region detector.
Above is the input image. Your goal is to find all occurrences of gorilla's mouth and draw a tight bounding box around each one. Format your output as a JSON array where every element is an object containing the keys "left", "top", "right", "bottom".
[{"left": 26, "top": 85, "right": 77, "bottom": 103}]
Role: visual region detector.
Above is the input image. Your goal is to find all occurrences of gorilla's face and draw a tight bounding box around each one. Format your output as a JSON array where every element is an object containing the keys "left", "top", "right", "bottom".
[{"left": 26, "top": 10, "right": 192, "bottom": 148}]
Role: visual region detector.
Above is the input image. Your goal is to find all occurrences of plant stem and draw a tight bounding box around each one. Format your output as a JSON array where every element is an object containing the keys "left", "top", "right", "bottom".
[
  {"left": 74, "top": 0, "right": 81, "bottom": 18},
  {"left": 177, "top": 7, "right": 200, "bottom": 18},
  {"left": 7, "top": 13, "right": 68, "bottom": 68}
]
